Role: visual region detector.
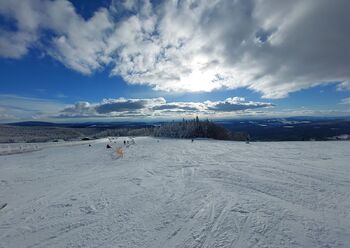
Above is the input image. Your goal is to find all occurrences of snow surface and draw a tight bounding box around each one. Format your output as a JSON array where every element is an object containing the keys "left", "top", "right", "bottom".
[{"left": 0, "top": 137, "right": 350, "bottom": 248}]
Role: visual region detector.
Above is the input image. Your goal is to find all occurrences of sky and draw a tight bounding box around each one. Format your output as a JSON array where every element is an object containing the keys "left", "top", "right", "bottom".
[{"left": 0, "top": 0, "right": 349, "bottom": 123}]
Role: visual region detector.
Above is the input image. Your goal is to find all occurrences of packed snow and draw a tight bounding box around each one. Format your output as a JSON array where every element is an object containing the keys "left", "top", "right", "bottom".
[{"left": 0, "top": 137, "right": 349, "bottom": 248}]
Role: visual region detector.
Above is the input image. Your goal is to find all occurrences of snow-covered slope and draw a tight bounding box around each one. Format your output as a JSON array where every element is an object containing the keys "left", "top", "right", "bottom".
[{"left": 0, "top": 137, "right": 349, "bottom": 248}]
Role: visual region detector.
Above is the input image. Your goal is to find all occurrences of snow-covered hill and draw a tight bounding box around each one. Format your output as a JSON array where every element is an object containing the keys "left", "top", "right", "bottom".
[{"left": 0, "top": 137, "right": 349, "bottom": 248}]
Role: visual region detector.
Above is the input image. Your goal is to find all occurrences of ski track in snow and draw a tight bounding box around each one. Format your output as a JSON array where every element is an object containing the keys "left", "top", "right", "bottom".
[{"left": 0, "top": 137, "right": 350, "bottom": 248}]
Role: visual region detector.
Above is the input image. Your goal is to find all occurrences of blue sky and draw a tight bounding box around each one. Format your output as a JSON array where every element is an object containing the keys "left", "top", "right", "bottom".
[{"left": 0, "top": 0, "right": 349, "bottom": 122}]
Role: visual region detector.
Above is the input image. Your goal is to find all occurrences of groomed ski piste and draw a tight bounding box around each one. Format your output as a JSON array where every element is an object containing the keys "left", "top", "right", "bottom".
[{"left": 0, "top": 137, "right": 349, "bottom": 248}]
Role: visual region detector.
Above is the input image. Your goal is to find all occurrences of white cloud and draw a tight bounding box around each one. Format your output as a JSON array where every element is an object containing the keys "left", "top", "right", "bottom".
[
  {"left": 1, "top": 0, "right": 350, "bottom": 98},
  {"left": 340, "top": 97, "right": 350, "bottom": 105},
  {"left": 0, "top": 94, "right": 67, "bottom": 122},
  {"left": 59, "top": 96, "right": 273, "bottom": 118},
  {"left": 1, "top": 95, "right": 348, "bottom": 122},
  {"left": 205, "top": 97, "right": 273, "bottom": 112}
]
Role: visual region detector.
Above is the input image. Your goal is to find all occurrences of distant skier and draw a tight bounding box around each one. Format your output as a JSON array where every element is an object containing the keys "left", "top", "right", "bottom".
[
  {"left": 0, "top": 203, "right": 7, "bottom": 210},
  {"left": 191, "top": 139, "right": 194, "bottom": 142},
  {"left": 245, "top": 134, "right": 251, "bottom": 144},
  {"left": 123, "top": 140, "right": 126, "bottom": 145},
  {"left": 106, "top": 144, "right": 112, "bottom": 149}
]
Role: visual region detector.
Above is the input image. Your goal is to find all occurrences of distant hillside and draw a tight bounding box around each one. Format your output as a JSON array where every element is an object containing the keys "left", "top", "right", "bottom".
[
  {"left": 0, "top": 125, "right": 86, "bottom": 143},
  {"left": 219, "top": 117, "right": 350, "bottom": 141},
  {"left": 0, "top": 125, "right": 154, "bottom": 143},
  {"left": 6, "top": 121, "right": 153, "bottom": 129},
  {"left": 2, "top": 117, "right": 349, "bottom": 143},
  {"left": 7, "top": 121, "right": 58, "bottom": 127}
]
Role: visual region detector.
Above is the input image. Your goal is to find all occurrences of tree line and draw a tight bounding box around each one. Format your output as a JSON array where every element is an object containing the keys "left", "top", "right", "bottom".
[{"left": 153, "top": 117, "right": 249, "bottom": 141}]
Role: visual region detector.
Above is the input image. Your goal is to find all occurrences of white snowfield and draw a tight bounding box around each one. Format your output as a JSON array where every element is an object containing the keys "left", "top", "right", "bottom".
[{"left": 0, "top": 137, "right": 349, "bottom": 248}]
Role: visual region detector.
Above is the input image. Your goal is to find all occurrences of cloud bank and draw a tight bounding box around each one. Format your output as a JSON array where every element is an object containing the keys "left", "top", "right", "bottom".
[
  {"left": 59, "top": 97, "right": 273, "bottom": 118},
  {"left": 0, "top": 94, "right": 66, "bottom": 121},
  {"left": 1, "top": 0, "right": 350, "bottom": 98},
  {"left": 2, "top": 95, "right": 349, "bottom": 123},
  {"left": 341, "top": 97, "right": 350, "bottom": 105}
]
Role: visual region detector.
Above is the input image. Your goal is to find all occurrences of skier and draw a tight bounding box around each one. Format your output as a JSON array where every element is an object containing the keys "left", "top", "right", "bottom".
[
  {"left": 245, "top": 134, "right": 251, "bottom": 144},
  {"left": 0, "top": 203, "right": 7, "bottom": 210}
]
